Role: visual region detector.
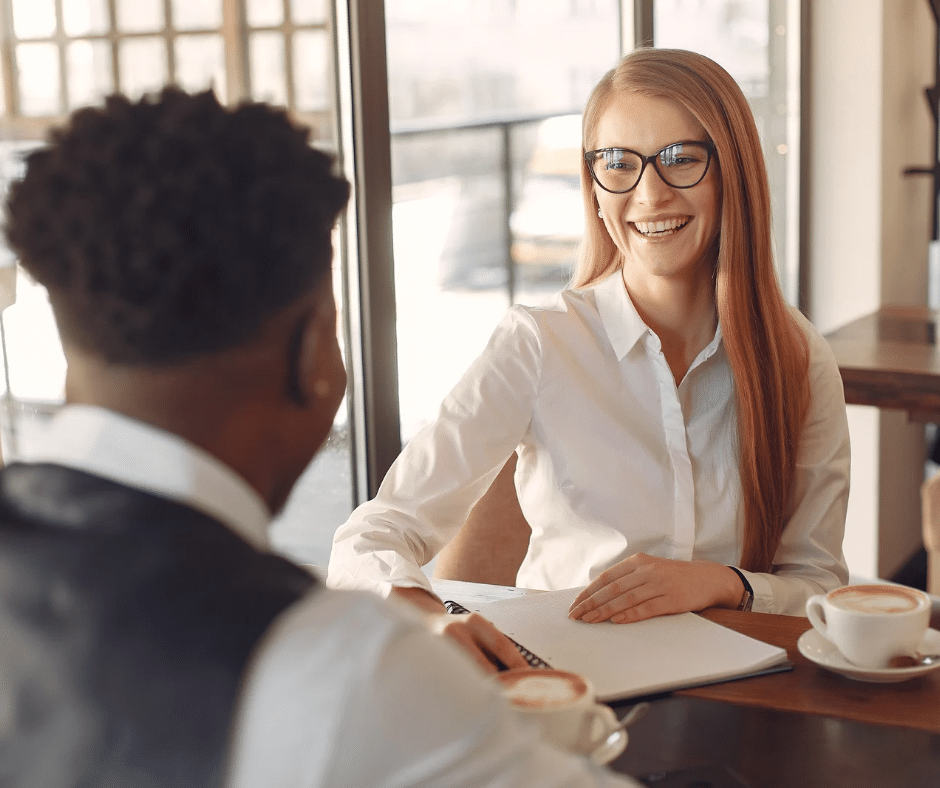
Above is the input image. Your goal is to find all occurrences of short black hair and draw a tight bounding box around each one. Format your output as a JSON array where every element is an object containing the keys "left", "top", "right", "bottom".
[{"left": 4, "top": 88, "right": 350, "bottom": 364}]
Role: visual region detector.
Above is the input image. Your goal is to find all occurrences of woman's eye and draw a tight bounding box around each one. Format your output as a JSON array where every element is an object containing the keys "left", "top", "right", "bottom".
[{"left": 604, "top": 155, "right": 636, "bottom": 171}]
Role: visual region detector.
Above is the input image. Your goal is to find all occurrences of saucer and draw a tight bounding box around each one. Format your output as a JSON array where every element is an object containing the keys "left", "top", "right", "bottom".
[
  {"left": 797, "top": 627, "right": 940, "bottom": 683},
  {"left": 586, "top": 706, "right": 628, "bottom": 765}
]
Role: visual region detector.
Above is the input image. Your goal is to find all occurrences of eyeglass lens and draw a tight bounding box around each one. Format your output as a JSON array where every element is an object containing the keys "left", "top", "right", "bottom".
[{"left": 588, "top": 142, "right": 711, "bottom": 193}]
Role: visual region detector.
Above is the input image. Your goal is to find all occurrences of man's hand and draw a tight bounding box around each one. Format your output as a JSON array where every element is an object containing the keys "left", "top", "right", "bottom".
[
  {"left": 392, "top": 586, "right": 529, "bottom": 673},
  {"left": 426, "top": 611, "right": 530, "bottom": 674},
  {"left": 567, "top": 554, "right": 743, "bottom": 624}
]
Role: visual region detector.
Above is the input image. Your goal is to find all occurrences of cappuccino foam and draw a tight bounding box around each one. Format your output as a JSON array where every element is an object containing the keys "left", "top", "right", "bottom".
[
  {"left": 499, "top": 671, "right": 587, "bottom": 708},
  {"left": 829, "top": 585, "right": 921, "bottom": 615}
]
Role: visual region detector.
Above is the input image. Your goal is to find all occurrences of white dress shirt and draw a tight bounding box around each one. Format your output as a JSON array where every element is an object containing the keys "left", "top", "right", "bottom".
[
  {"left": 329, "top": 272, "right": 851, "bottom": 615},
  {"left": 22, "top": 405, "right": 638, "bottom": 788}
]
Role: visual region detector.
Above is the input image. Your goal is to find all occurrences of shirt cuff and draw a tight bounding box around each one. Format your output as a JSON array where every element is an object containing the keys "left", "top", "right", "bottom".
[
  {"left": 741, "top": 569, "right": 774, "bottom": 613},
  {"left": 327, "top": 562, "right": 437, "bottom": 599}
]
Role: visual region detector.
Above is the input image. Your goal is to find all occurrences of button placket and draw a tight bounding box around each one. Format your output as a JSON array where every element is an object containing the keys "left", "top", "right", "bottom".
[{"left": 644, "top": 331, "right": 696, "bottom": 560}]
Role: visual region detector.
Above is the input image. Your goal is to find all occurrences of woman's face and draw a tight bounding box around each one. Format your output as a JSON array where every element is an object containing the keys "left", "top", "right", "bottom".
[{"left": 590, "top": 91, "right": 721, "bottom": 290}]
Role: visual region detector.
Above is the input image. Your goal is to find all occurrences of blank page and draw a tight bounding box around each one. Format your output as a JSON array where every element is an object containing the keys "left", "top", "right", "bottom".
[{"left": 474, "top": 588, "right": 788, "bottom": 701}]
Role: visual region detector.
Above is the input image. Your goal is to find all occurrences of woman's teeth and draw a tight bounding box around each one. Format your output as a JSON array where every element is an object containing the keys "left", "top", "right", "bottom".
[{"left": 633, "top": 218, "right": 689, "bottom": 236}]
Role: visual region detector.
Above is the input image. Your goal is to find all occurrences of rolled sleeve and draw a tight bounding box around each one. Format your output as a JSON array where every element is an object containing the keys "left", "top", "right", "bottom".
[{"left": 328, "top": 306, "right": 543, "bottom": 595}]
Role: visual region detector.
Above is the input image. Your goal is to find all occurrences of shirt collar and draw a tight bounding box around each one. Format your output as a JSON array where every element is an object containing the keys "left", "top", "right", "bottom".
[
  {"left": 592, "top": 270, "right": 655, "bottom": 359},
  {"left": 17, "top": 404, "right": 271, "bottom": 550},
  {"left": 592, "top": 269, "right": 723, "bottom": 361}
]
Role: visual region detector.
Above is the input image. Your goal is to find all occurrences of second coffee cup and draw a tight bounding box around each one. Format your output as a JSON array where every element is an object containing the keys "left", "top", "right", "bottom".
[{"left": 805, "top": 583, "right": 930, "bottom": 669}]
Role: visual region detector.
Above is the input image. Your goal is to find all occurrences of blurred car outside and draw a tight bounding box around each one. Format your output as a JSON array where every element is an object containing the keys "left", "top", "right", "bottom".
[{"left": 509, "top": 113, "right": 584, "bottom": 286}]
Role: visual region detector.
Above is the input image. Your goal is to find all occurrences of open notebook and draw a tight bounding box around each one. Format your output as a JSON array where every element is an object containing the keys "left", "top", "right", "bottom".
[{"left": 448, "top": 587, "right": 791, "bottom": 702}]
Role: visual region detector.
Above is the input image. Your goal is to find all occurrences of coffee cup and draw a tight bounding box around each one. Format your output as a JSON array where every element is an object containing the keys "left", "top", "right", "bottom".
[
  {"left": 493, "top": 668, "right": 619, "bottom": 754},
  {"left": 805, "top": 584, "right": 930, "bottom": 669}
]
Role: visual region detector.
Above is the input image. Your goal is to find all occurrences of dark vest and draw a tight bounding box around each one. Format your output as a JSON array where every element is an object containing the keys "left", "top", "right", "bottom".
[{"left": 0, "top": 463, "right": 317, "bottom": 788}]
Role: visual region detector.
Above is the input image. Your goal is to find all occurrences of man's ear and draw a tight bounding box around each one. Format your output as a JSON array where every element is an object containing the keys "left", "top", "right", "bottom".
[{"left": 284, "top": 309, "right": 316, "bottom": 408}]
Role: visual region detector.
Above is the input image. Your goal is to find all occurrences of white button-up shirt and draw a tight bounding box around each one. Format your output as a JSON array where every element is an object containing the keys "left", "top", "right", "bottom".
[
  {"left": 19, "top": 405, "right": 638, "bottom": 787},
  {"left": 329, "top": 272, "right": 850, "bottom": 614}
]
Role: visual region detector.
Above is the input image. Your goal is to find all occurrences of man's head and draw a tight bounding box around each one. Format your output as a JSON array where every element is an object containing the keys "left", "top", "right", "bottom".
[
  {"left": 4, "top": 88, "right": 351, "bottom": 511},
  {"left": 5, "top": 87, "right": 349, "bottom": 364}
]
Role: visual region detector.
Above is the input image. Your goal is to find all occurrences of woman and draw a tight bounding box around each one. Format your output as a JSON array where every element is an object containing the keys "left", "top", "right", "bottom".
[{"left": 329, "top": 49, "right": 849, "bottom": 631}]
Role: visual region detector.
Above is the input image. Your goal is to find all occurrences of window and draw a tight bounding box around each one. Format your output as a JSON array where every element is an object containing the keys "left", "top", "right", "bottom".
[
  {"left": 386, "top": 0, "right": 624, "bottom": 442},
  {"left": 0, "top": 0, "right": 348, "bottom": 566}
]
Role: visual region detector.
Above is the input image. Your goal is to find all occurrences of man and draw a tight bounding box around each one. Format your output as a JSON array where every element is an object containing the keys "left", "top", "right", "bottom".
[{"left": 0, "top": 88, "right": 639, "bottom": 787}]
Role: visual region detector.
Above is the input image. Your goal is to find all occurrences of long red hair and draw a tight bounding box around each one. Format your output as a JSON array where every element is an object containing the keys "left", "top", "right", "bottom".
[{"left": 574, "top": 48, "right": 809, "bottom": 572}]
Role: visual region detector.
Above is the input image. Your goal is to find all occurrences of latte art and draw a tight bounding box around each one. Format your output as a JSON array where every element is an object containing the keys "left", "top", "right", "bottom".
[
  {"left": 829, "top": 586, "right": 921, "bottom": 615},
  {"left": 499, "top": 671, "right": 588, "bottom": 708}
]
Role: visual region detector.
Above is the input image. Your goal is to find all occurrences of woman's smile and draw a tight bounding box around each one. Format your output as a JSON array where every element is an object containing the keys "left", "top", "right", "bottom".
[{"left": 629, "top": 215, "right": 692, "bottom": 238}]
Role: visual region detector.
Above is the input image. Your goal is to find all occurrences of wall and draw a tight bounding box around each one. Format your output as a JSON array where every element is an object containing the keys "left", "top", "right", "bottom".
[{"left": 806, "top": 0, "right": 934, "bottom": 579}]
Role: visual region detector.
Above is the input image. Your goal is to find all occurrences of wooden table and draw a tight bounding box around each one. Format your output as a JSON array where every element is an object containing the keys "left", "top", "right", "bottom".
[
  {"left": 823, "top": 304, "right": 940, "bottom": 421},
  {"left": 435, "top": 580, "right": 940, "bottom": 787},
  {"left": 678, "top": 608, "right": 940, "bottom": 734},
  {"left": 613, "top": 608, "right": 940, "bottom": 787},
  {"left": 823, "top": 305, "right": 940, "bottom": 594}
]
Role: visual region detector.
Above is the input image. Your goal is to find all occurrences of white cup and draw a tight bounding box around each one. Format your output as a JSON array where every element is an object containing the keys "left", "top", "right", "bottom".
[
  {"left": 805, "top": 584, "right": 930, "bottom": 669},
  {"left": 494, "top": 668, "right": 619, "bottom": 755}
]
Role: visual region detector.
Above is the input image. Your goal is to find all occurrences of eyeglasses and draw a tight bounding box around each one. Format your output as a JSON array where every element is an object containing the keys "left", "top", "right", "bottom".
[{"left": 584, "top": 141, "right": 715, "bottom": 194}]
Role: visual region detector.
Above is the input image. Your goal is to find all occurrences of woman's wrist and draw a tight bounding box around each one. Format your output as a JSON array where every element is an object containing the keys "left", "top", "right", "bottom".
[
  {"left": 726, "top": 566, "right": 754, "bottom": 611},
  {"left": 696, "top": 561, "right": 749, "bottom": 609}
]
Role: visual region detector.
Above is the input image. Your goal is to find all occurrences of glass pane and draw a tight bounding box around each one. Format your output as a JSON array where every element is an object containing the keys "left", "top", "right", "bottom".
[
  {"left": 62, "top": 0, "right": 110, "bottom": 36},
  {"left": 16, "top": 43, "right": 60, "bottom": 116},
  {"left": 12, "top": 0, "right": 57, "bottom": 38},
  {"left": 246, "top": 0, "right": 283, "bottom": 28},
  {"left": 175, "top": 35, "right": 226, "bottom": 98},
  {"left": 655, "top": 0, "right": 770, "bottom": 95},
  {"left": 511, "top": 115, "right": 583, "bottom": 297},
  {"left": 1, "top": 270, "right": 67, "bottom": 403},
  {"left": 249, "top": 32, "right": 287, "bottom": 106},
  {"left": 293, "top": 30, "right": 328, "bottom": 112},
  {"left": 115, "top": 0, "right": 164, "bottom": 33},
  {"left": 0, "top": 140, "right": 69, "bottom": 452},
  {"left": 654, "top": 0, "right": 795, "bottom": 302},
  {"left": 118, "top": 38, "right": 168, "bottom": 98},
  {"left": 171, "top": 0, "right": 223, "bottom": 31},
  {"left": 291, "top": 0, "right": 326, "bottom": 25},
  {"left": 67, "top": 40, "right": 113, "bottom": 109},
  {"left": 386, "top": 0, "right": 620, "bottom": 440}
]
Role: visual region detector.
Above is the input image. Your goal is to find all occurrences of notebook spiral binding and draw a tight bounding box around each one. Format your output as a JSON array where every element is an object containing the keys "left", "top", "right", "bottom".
[{"left": 444, "top": 599, "right": 551, "bottom": 669}]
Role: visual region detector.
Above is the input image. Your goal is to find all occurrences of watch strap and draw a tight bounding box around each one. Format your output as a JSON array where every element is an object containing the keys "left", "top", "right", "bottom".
[{"left": 727, "top": 566, "right": 754, "bottom": 612}]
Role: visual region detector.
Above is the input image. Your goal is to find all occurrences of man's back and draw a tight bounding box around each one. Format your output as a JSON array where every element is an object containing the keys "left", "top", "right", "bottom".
[{"left": 0, "top": 462, "right": 314, "bottom": 788}]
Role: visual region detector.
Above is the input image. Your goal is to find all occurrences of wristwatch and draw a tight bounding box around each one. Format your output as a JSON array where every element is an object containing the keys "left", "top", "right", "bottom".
[{"left": 728, "top": 566, "right": 754, "bottom": 612}]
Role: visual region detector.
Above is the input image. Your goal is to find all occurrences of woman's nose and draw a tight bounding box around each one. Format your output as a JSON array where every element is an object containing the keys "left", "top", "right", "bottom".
[{"left": 632, "top": 162, "right": 673, "bottom": 205}]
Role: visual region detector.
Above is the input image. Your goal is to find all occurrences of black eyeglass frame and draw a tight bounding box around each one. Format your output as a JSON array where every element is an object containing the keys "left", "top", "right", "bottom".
[{"left": 583, "top": 140, "right": 716, "bottom": 194}]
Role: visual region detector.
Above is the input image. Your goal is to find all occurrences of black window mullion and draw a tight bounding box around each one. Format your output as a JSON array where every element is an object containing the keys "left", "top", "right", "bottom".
[{"left": 333, "top": 0, "right": 399, "bottom": 503}]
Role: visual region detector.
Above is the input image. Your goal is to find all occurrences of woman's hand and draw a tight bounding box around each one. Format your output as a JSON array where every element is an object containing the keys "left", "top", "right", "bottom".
[{"left": 567, "top": 554, "right": 743, "bottom": 624}]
